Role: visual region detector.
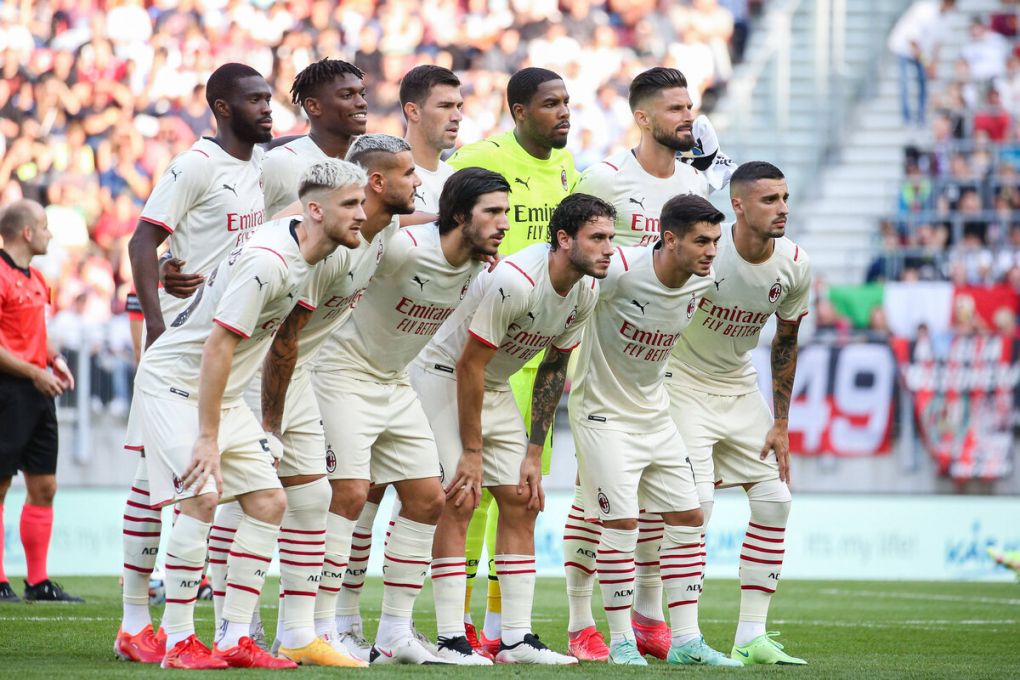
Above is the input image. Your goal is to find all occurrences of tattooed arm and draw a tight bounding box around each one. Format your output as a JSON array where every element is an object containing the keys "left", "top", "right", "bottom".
[
  {"left": 260, "top": 305, "right": 313, "bottom": 437},
  {"left": 760, "top": 319, "right": 801, "bottom": 483},
  {"left": 520, "top": 348, "right": 571, "bottom": 510}
]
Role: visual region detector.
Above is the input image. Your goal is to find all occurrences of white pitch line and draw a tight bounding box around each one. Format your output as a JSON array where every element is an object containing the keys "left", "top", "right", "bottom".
[
  {"left": 699, "top": 618, "right": 1015, "bottom": 628},
  {"left": 819, "top": 588, "right": 1020, "bottom": 606}
]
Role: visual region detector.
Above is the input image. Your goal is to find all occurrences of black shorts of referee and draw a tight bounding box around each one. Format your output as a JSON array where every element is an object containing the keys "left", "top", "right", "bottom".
[{"left": 0, "top": 373, "right": 58, "bottom": 477}]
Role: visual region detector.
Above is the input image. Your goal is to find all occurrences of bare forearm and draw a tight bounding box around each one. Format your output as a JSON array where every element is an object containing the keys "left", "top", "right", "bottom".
[
  {"left": 0, "top": 346, "right": 41, "bottom": 380},
  {"left": 528, "top": 349, "right": 569, "bottom": 446},
  {"left": 128, "top": 222, "right": 168, "bottom": 333},
  {"left": 261, "top": 307, "right": 310, "bottom": 435},
  {"left": 456, "top": 363, "right": 486, "bottom": 452},
  {"left": 770, "top": 324, "right": 800, "bottom": 420}
]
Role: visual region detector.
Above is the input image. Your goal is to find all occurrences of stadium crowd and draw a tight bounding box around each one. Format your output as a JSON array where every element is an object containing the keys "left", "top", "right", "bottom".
[
  {"left": 0, "top": 0, "right": 750, "bottom": 409},
  {"left": 872, "top": 5, "right": 1020, "bottom": 288}
]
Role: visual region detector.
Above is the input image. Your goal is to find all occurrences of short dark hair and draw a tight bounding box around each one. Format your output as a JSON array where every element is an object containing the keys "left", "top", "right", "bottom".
[
  {"left": 731, "top": 161, "right": 785, "bottom": 187},
  {"left": 548, "top": 193, "right": 616, "bottom": 250},
  {"left": 399, "top": 65, "right": 460, "bottom": 110},
  {"left": 437, "top": 168, "right": 510, "bottom": 234},
  {"left": 507, "top": 67, "right": 562, "bottom": 121},
  {"left": 628, "top": 67, "right": 688, "bottom": 111},
  {"left": 659, "top": 194, "right": 725, "bottom": 239},
  {"left": 205, "top": 63, "right": 263, "bottom": 111},
  {"left": 290, "top": 58, "right": 364, "bottom": 109}
]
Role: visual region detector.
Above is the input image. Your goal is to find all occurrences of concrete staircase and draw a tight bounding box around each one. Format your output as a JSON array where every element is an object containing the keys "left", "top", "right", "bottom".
[{"left": 713, "top": 0, "right": 1000, "bottom": 283}]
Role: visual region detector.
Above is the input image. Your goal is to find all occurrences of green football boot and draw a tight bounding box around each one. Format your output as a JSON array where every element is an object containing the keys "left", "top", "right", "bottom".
[
  {"left": 731, "top": 632, "right": 806, "bottom": 665},
  {"left": 608, "top": 639, "right": 648, "bottom": 666},
  {"left": 667, "top": 636, "right": 743, "bottom": 667}
]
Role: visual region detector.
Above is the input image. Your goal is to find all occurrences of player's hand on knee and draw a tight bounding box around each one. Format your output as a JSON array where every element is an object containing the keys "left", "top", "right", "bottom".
[
  {"left": 184, "top": 435, "right": 223, "bottom": 495},
  {"left": 517, "top": 445, "right": 545, "bottom": 511},
  {"left": 760, "top": 420, "right": 791, "bottom": 484},
  {"left": 446, "top": 449, "right": 482, "bottom": 509}
]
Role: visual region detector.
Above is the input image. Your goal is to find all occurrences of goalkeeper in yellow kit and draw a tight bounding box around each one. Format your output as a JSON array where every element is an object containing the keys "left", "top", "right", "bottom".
[{"left": 447, "top": 66, "right": 578, "bottom": 655}]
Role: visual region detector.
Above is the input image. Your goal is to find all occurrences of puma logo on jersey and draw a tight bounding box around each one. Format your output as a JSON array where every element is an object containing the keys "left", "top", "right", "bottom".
[
  {"left": 714, "top": 278, "right": 725, "bottom": 290},
  {"left": 499, "top": 288, "right": 510, "bottom": 302},
  {"left": 169, "top": 167, "right": 181, "bottom": 182},
  {"left": 526, "top": 311, "right": 536, "bottom": 322},
  {"left": 629, "top": 196, "right": 645, "bottom": 209},
  {"left": 347, "top": 271, "right": 355, "bottom": 280},
  {"left": 286, "top": 292, "right": 294, "bottom": 300},
  {"left": 514, "top": 177, "right": 531, "bottom": 190},
  {"left": 222, "top": 183, "right": 238, "bottom": 196},
  {"left": 254, "top": 275, "right": 268, "bottom": 291},
  {"left": 413, "top": 189, "right": 425, "bottom": 203},
  {"left": 631, "top": 299, "right": 648, "bottom": 315},
  {"left": 412, "top": 275, "right": 429, "bottom": 291}
]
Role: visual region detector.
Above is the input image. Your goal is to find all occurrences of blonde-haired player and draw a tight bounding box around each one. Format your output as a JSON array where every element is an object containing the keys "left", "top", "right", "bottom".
[{"left": 133, "top": 159, "right": 366, "bottom": 669}]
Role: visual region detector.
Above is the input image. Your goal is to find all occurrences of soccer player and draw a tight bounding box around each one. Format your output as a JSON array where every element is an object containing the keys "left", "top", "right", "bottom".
[
  {"left": 116, "top": 62, "right": 272, "bottom": 663},
  {"left": 261, "top": 58, "right": 367, "bottom": 217},
  {"left": 134, "top": 158, "right": 367, "bottom": 670},
  {"left": 292, "top": 134, "right": 416, "bottom": 659},
  {"left": 668, "top": 161, "right": 810, "bottom": 665},
  {"left": 411, "top": 193, "right": 612, "bottom": 665},
  {"left": 401, "top": 64, "right": 463, "bottom": 213},
  {"left": 203, "top": 57, "right": 368, "bottom": 659},
  {"left": 565, "top": 67, "right": 736, "bottom": 660},
  {"left": 569, "top": 194, "right": 740, "bottom": 667},
  {"left": 0, "top": 200, "right": 79, "bottom": 604},
  {"left": 312, "top": 167, "right": 510, "bottom": 665},
  {"left": 447, "top": 66, "right": 577, "bottom": 652}
]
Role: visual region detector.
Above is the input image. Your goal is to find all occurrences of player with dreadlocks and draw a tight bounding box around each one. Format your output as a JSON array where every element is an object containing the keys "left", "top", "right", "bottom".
[
  {"left": 199, "top": 57, "right": 371, "bottom": 666},
  {"left": 261, "top": 58, "right": 368, "bottom": 216}
]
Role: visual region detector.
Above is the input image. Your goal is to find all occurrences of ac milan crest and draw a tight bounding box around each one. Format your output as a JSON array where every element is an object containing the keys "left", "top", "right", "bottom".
[
  {"left": 376, "top": 239, "right": 385, "bottom": 264},
  {"left": 561, "top": 168, "right": 568, "bottom": 191},
  {"left": 173, "top": 475, "right": 185, "bottom": 495},
  {"left": 325, "top": 446, "right": 336, "bottom": 473},
  {"left": 565, "top": 305, "right": 578, "bottom": 328},
  {"left": 686, "top": 295, "right": 696, "bottom": 319},
  {"left": 768, "top": 281, "right": 782, "bottom": 303},
  {"left": 460, "top": 279, "right": 470, "bottom": 300},
  {"left": 597, "top": 490, "right": 610, "bottom": 514}
]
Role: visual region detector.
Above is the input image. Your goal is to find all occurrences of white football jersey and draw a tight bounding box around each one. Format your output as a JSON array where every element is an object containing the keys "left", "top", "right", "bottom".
[
  {"left": 330, "top": 223, "right": 481, "bottom": 384},
  {"left": 669, "top": 223, "right": 811, "bottom": 395},
  {"left": 308, "top": 216, "right": 400, "bottom": 371},
  {"left": 569, "top": 245, "right": 714, "bottom": 431},
  {"left": 141, "top": 137, "right": 265, "bottom": 321},
  {"left": 414, "top": 161, "right": 455, "bottom": 213},
  {"left": 261, "top": 136, "right": 330, "bottom": 218},
  {"left": 135, "top": 218, "right": 316, "bottom": 407},
  {"left": 574, "top": 149, "right": 710, "bottom": 248},
  {"left": 416, "top": 243, "right": 598, "bottom": 391}
]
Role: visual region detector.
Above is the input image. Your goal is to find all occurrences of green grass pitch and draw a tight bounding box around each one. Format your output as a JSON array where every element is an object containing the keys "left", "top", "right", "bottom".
[{"left": 0, "top": 577, "right": 1017, "bottom": 678}]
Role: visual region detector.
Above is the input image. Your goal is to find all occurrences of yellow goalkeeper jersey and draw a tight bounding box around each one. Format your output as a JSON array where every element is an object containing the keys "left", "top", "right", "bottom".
[{"left": 448, "top": 130, "right": 578, "bottom": 256}]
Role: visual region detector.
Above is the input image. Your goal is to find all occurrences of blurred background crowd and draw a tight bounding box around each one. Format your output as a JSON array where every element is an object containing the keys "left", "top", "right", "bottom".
[{"left": 0, "top": 0, "right": 751, "bottom": 409}]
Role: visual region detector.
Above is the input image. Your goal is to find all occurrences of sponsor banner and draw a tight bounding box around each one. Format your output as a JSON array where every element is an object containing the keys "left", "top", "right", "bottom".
[
  {"left": 891, "top": 333, "right": 1019, "bottom": 481},
  {"left": 3, "top": 489, "right": 1017, "bottom": 581}
]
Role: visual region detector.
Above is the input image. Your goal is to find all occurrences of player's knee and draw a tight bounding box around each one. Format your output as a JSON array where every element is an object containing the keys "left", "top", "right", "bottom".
[
  {"left": 187, "top": 492, "right": 220, "bottom": 521},
  {"left": 665, "top": 506, "right": 704, "bottom": 528},
  {"left": 0, "top": 475, "right": 13, "bottom": 502},
  {"left": 746, "top": 478, "right": 791, "bottom": 525},
  {"left": 25, "top": 475, "right": 57, "bottom": 506},
  {"left": 442, "top": 495, "right": 475, "bottom": 525},
  {"left": 602, "top": 518, "right": 638, "bottom": 531},
  {"left": 328, "top": 480, "right": 368, "bottom": 518}
]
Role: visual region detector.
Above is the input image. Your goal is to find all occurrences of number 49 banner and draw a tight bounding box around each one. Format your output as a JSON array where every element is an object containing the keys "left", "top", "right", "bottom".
[
  {"left": 752, "top": 343, "right": 897, "bottom": 457},
  {"left": 752, "top": 337, "right": 1018, "bottom": 479}
]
